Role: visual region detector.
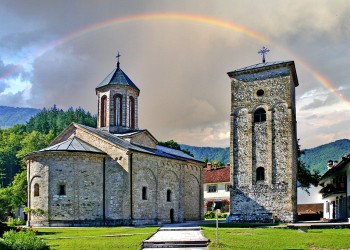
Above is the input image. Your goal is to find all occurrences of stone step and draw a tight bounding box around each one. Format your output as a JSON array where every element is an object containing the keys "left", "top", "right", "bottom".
[
  {"left": 159, "top": 227, "right": 201, "bottom": 231},
  {"left": 143, "top": 240, "right": 209, "bottom": 248}
]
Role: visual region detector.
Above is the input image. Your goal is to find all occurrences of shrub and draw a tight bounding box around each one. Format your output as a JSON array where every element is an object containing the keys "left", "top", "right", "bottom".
[
  {"left": 205, "top": 211, "right": 228, "bottom": 219},
  {"left": 0, "top": 222, "right": 12, "bottom": 238},
  {"left": 0, "top": 238, "right": 10, "bottom": 250},
  {"left": 6, "top": 218, "right": 25, "bottom": 227},
  {"left": 205, "top": 211, "right": 216, "bottom": 219},
  {"left": 2, "top": 230, "right": 49, "bottom": 250}
]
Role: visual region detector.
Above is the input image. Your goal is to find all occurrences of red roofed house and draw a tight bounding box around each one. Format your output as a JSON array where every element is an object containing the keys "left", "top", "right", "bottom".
[{"left": 203, "top": 163, "right": 231, "bottom": 212}]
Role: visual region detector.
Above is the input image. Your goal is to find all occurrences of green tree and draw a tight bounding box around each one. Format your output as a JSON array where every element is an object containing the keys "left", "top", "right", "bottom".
[
  {"left": 158, "top": 140, "right": 181, "bottom": 150},
  {"left": 158, "top": 140, "right": 194, "bottom": 157},
  {"left": 297, "top": 140, "right": 321, "bottom": 194}
]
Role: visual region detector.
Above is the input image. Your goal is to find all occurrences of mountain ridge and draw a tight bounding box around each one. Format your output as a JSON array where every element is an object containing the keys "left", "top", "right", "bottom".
[{"left": 1, "top": 105, "right": 349, "bottom": 175}]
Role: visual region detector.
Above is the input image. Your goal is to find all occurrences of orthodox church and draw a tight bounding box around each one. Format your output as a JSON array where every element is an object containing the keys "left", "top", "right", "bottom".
[{"left": 25, "top": 55, "right": 204, "bottom": 227}]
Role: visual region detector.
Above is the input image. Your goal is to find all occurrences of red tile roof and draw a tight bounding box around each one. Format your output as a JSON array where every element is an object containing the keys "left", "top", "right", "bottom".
[{"left": 203, "top": 166, "right": 230, "bottom": 183}]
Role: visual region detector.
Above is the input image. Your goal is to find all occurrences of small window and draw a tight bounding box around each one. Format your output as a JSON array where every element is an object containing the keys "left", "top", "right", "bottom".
[
  {"left": 256, "top": 167, "right": 265, "bottom": 181},
  {"left": 256, "top": 89, "right": 264, "bottom": 96},
  {"left": 142, "top": 186, "right": 147, "bottom": 200},
  {"left": 208, "top": 185, "right": 217, "bottom": 193},
  {"left": 326, "top": 201, "right": 329, "bottom": 213},
  {"left": 225, "top": 184, "right": 231, "bottom": 192},
  {"left": 254, "top": 108, "right": 266, "bottom": 123},
  {"left": 167, "top": 189, "right": 171, "bottom": 202},
  {"left": 34, "top": 183, "right": 40, "bottom": 197},
  {"left": 58, "top": 184, "right": 66, "bottom": 195}
]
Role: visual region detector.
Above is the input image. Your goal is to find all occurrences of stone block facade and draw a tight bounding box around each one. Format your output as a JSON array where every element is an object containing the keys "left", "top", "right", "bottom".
[
  {"left": 26, "top": 124, "right": 203, "bottom": 227},
  {"left": 227, "top": 62, "right": 298, "bottom": 223}
]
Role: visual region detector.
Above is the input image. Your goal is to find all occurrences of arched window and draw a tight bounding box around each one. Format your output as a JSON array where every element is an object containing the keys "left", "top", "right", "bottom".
[
  {"left": 256, "top": 167, "right": 265, "bottom": 181},
  {"left": 254, "top": 108, "right": 266, "bottom": 123},
  {"left": 129, "top": 96, "right": 135, "bottom": 129},
  {"left": 167, "top": 189, "right": 172, "bottom": 202},
  {"left": 34, "top": 183, "right": 39, "bottom": 197},
  {"left": 114, "top": 94, "right": 123, "bottom": 126},
  {"left": 142, "top": 186, "right": 147, "bottom": 200},
  {"left": 100, "top": 95, "right": 107, "bottom": 127}
]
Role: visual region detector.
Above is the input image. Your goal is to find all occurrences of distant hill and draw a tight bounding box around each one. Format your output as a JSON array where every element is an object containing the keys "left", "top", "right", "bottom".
[
  {"left": 180, "top": 144, "right": 230, "bottom": 164},
  {"left": 181, "top": 139, "right": 350, "bottom": 175},
  {"left": 1, "top": 106, "right": 349, "bottom": 175},
  {"left": 300, "top": 139, "right": 350, "bottom": 175},
  {"left": 0, "top": 106, "right": 41, "bottom": 128}
]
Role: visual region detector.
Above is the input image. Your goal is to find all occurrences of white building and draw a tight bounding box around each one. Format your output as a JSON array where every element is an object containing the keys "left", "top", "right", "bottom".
[
  {"left": 203, "top": 163, "right": 230, "bottom": 212},
  {"left": 318, "top": 155, "right": 350, "bottom": 221}
]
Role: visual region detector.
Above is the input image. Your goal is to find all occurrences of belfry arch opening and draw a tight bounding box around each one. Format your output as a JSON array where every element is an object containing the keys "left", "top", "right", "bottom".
[
  {"left": 254, "top": 108, "right": 266, "bottom": 123},
  {"left": 100, "top": 95, "right": 107, "bottom": 127},
  {"left": 114, "top": 94, "right": 123, "bottom": 126},
  {"left": 129, "top": 96, "right": 135, "bottom": 129}
]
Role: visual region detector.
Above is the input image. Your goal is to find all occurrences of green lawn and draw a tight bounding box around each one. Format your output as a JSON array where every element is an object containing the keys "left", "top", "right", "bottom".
[
  {"left": 33, "top": 225, "right": 350, "bottom": 250},
  {"left": 201, "top": 225, "right": 350, "bottom": 250},
  {"left": 37, "top": 227, "right": 158, "bottom": 250}
]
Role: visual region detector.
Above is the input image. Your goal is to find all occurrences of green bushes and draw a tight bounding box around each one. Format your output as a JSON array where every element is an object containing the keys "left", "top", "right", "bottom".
[
  {"left": 1, "top": 229, "right": 49, "bottom": 250},
  {"left": 6, "top": 218, "right": 25, "bottom": 227},
  {"left": 205, "top": 211, "right": 227, "bottom": 219}
]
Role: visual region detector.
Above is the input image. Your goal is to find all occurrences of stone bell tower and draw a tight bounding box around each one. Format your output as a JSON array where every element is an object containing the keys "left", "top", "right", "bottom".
[
  {"left": 227, "top": 49, "right": 298, "bottom": 222},
  {"left": 96, "top": 53, "right": 140, "bottom": 133}
]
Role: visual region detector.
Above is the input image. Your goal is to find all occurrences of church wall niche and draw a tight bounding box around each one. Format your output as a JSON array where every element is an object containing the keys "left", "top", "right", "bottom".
[
  {"left": 183, "top": 171, "right": 201, "bottom": 220},
  {"left": 157, "top": 170, "right": 180, "bottom": 223},
  {"left": 104, "top": 156, "right": 130, "bottom": 221},
  {"left": 233, "top": 108, "right": 249, "bottom": 187},
  {"left": 272, "top": 102, "right": 289, "bottom": 184},
  {"left": 132, "top": 157, "right": 157, "bottom": 224}
]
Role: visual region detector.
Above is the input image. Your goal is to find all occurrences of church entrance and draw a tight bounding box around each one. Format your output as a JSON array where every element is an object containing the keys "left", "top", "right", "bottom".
[{"left": 170, "top": 209, "right": 174, "bottom": 223}]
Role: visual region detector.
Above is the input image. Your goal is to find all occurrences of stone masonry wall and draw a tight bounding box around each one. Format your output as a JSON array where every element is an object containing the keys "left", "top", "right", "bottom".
[
  {"left": 27, "top": 152, "right": 106, "bottom": 227},
  {"left": 132, "top": 153, "right": 203, "bottom": 225},
  {"left": 27, "top": 157, "right": 49, "bottom": 227},
  {"left": 230, "top": 69, "right": 297, "bottom": 223}
]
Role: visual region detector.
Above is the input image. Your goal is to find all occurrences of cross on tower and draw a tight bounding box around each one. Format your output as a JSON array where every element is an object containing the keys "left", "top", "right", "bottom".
[
  {"left": 116, "top": 51, "right": 121, "bottom": 68},
  {"left": 258, "top": 46, "right": 270, "bottom": 63}
]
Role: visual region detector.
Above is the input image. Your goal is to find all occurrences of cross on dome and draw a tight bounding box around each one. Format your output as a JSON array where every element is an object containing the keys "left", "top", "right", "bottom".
[
  {"left": 258, "top": 46, "right": 270, "bottom": 63},
  {"left": 116, "top": 51, "right": 121, "bottom": 68}
]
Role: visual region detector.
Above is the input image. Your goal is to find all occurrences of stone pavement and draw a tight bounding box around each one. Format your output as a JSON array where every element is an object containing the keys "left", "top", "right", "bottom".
[{"left": 142, "top": 222, "right": 210, "bottom": 249}]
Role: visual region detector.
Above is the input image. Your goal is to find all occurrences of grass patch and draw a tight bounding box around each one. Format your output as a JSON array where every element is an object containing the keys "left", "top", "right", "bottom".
[
  {"left": 201, "top": 226, "right": 350, "bottom": 249},
  {"left": 36, "top": 227, "right": 158, "bottom": 250}
]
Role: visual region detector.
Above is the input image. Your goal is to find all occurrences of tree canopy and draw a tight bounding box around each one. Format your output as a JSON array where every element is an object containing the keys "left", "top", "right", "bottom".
[
  {"left": 0, "top": 106, "right": 97, "bottom": 221},
  {"left": 158, "top": 140, "right": 194, "bottom": 157}
]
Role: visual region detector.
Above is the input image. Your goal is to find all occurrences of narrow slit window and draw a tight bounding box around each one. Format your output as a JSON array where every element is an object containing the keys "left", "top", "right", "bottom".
[
  {"left": 142, "top": 186, "right": 147, "bottom": 200},
  {"left": 256, "top": 167, "right": 265, "bottom": 181},
  {"left": 167, "top": 189, "right": 171, "bottom": 202}
]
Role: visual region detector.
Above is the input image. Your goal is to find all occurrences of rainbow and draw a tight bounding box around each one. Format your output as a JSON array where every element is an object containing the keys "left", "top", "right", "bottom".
[{"left": 1, "top": 12, "right": 349, "bottom": 109}]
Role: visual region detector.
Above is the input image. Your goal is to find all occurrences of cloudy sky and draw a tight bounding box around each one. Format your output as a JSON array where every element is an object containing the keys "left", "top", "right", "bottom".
[{"left": 0, "top": 0, "right": 349, "bottom": 149}]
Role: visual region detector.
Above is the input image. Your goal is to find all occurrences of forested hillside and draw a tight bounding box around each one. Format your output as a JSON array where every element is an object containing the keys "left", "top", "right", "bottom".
[
  {"left": 301, "top": 139, "right": 350, "bottom": 175},
  {"left": 181, "top": 140, "right": 350, "bottom": 175},
  {"left": 180, "top": 144, "right": 229, "bottom": 164},
  {"left": 0, "top": 106, "right": 96, "bottom": 187},
  {"left": 0, "top": 106, "right": 40, "bottom": 128}
]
